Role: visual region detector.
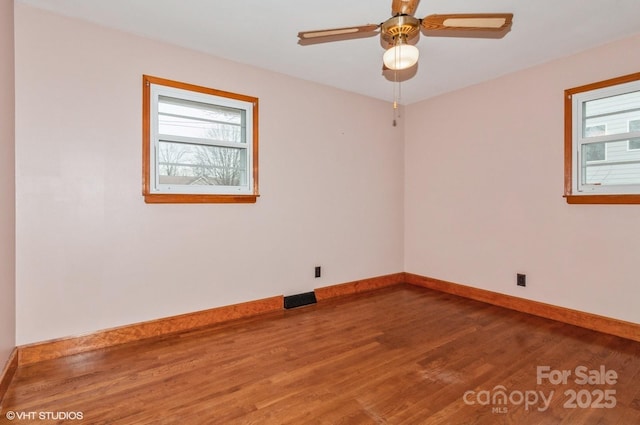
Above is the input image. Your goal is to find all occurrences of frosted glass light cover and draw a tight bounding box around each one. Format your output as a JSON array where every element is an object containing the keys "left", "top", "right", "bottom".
[{"left": 383, "top": 44, "right": 419, "bottom": 70}]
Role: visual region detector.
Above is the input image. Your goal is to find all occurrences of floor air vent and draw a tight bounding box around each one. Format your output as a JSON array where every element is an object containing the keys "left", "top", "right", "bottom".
[{"left": 284, "top": 292, "right": 317, "bottom": 309}]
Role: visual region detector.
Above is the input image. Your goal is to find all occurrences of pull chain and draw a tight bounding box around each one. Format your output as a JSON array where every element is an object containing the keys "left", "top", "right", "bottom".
[
  {"left": 392, "top": 69, "right": 401, "bottom": 127},
  {"left": 392, "top": 100, "right": 398, "bottom": 127}
]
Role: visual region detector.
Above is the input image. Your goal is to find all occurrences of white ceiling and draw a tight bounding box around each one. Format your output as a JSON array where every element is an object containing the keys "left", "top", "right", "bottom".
[{"left": 17, "top": 0, "right": 640, "bottom": 104}]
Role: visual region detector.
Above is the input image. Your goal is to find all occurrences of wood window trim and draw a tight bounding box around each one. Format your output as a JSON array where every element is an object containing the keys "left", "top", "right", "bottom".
[
  {"left": 564, "top": 72, "right": 640, "bottom": 204},
  {"left": 142, "top": 75, "right": 259, "bottom": 204}
]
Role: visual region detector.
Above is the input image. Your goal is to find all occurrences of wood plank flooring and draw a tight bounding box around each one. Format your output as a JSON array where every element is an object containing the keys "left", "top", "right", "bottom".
[{"left": 2, "top": 284, "right": 639, "bottom": 424}]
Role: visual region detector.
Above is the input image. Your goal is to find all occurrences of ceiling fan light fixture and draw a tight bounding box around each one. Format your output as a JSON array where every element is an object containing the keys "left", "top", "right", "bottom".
[
  {"left": 383, "top": 42, "right": 419, "bottom": 70},
  {"left": 298, "top": 2, "right": 514, "bottom": 77}
]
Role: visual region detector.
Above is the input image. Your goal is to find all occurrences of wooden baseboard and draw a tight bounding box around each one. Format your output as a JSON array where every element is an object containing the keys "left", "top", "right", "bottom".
[
  {"left": 11, "top": 273, "right": 640, "bottom": 366},
  {"left": 0, "top": 348, "right": 18, "bottom": 407},
  {"left": 18, "top": 296, "right": 283, "bottom": 366},
  {"left": 405, "top": 273, "right": 640, "bottom": 342},
  {"left": 16, "top": 274, "right": 406, "bottom": 366},
  {"left": 314, "top": 273, "right": 404, "bottom": 301},
  {"left": 20, "top": 270, "right": 634, "bottom": 366}
]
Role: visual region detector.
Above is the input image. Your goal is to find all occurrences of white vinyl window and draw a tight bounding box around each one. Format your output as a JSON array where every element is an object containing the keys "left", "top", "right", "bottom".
[
  {"left": 629, "top": 119, "right": 640, "bottom": 151},
  {"left": 565, "top": 73, "right": 640, "bottom": 203},
  {"left": 143, "top": 76, "right": 258, "bottom": 203}
]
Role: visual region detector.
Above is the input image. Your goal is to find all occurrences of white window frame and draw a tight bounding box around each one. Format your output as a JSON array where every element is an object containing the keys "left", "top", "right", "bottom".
[
  {"left": 566, "top": 74, "right": 640, "bottom": 201},
  {"left": 143, "top": 75, "right": 259, "bottom": 204}
]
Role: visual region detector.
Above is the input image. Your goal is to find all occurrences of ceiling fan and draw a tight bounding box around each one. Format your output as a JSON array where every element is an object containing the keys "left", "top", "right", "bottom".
[{"left": 298, "top": 0, "right": 513, "bottom": 72}]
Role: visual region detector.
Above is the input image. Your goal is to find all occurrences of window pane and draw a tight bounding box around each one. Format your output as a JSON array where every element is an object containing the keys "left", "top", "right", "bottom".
[
  {"left": 581, "top": 141, "right": 640, "bottom": 186},
  {"left": 583, "top": 126, "right": 605, "bottom": 160},
  {"left": 584, "top": 142, "right": 605, "bottom": 161},
  {"left": 158, "top": 141, "right": 247, "bottom": 187},
  {"left": 630, "top": 120, "right": 640, "bottom": 150},
  {"left": 158, "top": 96, "right": 245, "bottom": 144},
  {"left": 583, "top": 90, "right": 640, "bottom": 137},
  {"left": 584, "top": 124, "right": 605, "bottom": 138}
]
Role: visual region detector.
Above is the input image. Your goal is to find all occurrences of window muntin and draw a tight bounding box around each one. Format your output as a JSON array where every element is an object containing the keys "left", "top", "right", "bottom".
[
  {"left": 143, "top": 76, "right": 258, "bottom": 203},
  {"left": 565, "top": 73, "right": 640, "bottom": 203}
]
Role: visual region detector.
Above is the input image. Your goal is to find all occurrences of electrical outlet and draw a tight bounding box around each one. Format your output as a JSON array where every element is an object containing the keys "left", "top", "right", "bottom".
[
  {"left": 517, "top": 273, "right": 526, "bottom": 287},
  {"left": 315, "top": 266, "right": 321, "bottom": 278}
]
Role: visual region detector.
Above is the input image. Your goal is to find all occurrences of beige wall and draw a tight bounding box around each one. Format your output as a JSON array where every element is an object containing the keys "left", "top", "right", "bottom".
[
  {"left": 405, "top": 33, "right": 640, "bottom": 324},
  {"left": 0, "top": 0, "right": 16, "bottom": 364},
  {"left": 11, "top": 4, "right": 639, "bottom": 347},
  {"left": 14, "top": 4, "right": 404, "bottom": 345}
]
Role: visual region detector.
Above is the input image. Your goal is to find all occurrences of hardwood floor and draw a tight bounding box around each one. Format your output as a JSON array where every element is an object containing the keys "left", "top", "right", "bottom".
[{"left": 2, "top": 284, "right": 639, "bottom": 424}]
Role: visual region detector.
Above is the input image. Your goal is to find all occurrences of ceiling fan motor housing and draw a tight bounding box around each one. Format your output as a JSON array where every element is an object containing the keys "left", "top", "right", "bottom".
[{"left": 381, "top": 15, "right": 420, "bottom": 45}]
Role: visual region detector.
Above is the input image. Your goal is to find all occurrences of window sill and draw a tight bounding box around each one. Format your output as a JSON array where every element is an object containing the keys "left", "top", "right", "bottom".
[
  {"left": 564, "top": 194, "right": 640, "bottom": 204},
  {"left": 144, "top": 193, "right": 258, "bottom": 204}
]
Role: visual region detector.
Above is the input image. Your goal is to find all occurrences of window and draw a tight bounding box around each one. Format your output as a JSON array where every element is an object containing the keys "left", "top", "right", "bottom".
[
  {"left": 629, "top": 119, "right": 640, "bottom": 150},
  {"left": 564, "top": 72, "right": 640, "bottom": 204},
  {"left": 143, "top": 75, "right": 258, "bottom": 203},
  {"left": 584, "top": 125, "right": 606, "bottom": 161}
]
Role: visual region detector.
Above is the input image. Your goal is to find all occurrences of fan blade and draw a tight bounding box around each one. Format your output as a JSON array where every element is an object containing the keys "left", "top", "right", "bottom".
[
  {"left": 298, "top": 24, "right": 379, "bottom": 40},
  {"left": 298, "top": 31, "right": 380, "bottom": 45},
  {"left": 422, "top": 13, "right": 513, "bottom": 38},
  {"left": 392, "top": 0, "right": 420, "bottom": 16}
]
